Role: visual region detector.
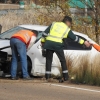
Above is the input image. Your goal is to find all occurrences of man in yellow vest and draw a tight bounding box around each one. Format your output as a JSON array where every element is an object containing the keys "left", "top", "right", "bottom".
[
  {"left": 10, "top": 30, "right": 37, "bottom": 80},
  {"left": 41, "top": 16, "right": 91, "bottom": 82}
]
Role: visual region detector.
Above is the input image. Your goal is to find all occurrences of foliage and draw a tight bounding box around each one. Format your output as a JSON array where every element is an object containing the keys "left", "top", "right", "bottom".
[
  {"left": 0, "top": 8, "right": 65, "bottom": 32},
  {"left": 69, "top": 0, "right": 100, "bottom": 44}
]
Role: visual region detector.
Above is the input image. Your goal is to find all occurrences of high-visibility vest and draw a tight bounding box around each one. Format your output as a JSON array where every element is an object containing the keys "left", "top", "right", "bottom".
[
  {"left": 46, "top": 22, "right": 70, "bottom": 43},
  {"left": 12, "top": 30, "right": 35, "bottom": 44}
]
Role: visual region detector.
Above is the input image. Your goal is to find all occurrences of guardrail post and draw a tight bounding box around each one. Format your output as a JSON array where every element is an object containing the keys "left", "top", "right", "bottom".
[{"left": 0, "top": 25, "right": 2, "bottom": 34}]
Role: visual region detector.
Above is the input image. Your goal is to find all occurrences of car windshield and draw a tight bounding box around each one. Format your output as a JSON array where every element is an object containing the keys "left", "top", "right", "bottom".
[
  {"left": 0, "top": 26, "right": 43, "bottom": 43},
  {"left": 0, "top": 26, "right": 25, "bottom": 39}
]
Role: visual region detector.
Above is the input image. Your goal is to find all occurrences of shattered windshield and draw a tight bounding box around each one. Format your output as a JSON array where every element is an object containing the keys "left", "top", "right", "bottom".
[
  {"left": 0, "top": 26, "right": 25, "bottom": 39},
  {"left": 0, "top": 26, "right": 43, "bottom": 43}
]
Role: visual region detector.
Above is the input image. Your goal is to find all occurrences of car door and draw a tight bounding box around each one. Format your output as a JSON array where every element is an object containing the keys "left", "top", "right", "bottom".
[
  {"left": 30, "top": 31, "right": 61, "bottom": 76},
  {"left": 63, "top": 35, "right": 92, "bottom": 51}
]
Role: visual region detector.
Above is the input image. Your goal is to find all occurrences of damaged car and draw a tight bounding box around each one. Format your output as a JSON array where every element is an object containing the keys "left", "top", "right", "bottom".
[{"left": 0, "top": 25, "right": 97, "bottom": 78}]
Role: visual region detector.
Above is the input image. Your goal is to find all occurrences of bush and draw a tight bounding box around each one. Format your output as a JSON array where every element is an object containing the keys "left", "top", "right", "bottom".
[{"left": 67, "top": 53, "right": 100, "bottom": 86}]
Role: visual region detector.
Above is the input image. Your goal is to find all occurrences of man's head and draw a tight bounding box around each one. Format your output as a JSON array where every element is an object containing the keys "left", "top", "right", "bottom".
[
  {"left": 62, "top": 16, "right": 72, "bottom": 27},
  {"left": 31, "top": 30, "right": 38, "bottom": 37}
]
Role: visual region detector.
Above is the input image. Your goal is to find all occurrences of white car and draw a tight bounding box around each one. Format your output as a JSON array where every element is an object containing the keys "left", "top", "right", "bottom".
[{"left": 0, "top": 25, "right": 98, "bottom": 77}]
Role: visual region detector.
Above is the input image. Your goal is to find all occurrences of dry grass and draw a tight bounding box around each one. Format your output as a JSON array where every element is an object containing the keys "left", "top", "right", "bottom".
[
  {"left": 0, "top": 8, "right": 64, "bottom": 32},
  {"left": 66, "top": 53, "right": 100, "bottom": 86}
]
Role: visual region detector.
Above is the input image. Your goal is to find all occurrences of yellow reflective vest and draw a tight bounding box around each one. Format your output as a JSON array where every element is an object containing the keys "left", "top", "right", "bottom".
[
  {"left": 41, "top": 22, "right": 84, "bottom": 44},
  {"left": 46, "top": 22, "right": 70, "bottom": 43}
]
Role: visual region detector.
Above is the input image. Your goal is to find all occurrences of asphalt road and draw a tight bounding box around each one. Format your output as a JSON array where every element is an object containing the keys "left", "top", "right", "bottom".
[{"left": 0, "top": 79, "right": 100, "bottom": 100}]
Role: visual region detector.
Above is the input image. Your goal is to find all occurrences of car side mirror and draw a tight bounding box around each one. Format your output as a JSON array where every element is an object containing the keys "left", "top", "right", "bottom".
[{"left": 0, "top": 25, "right": 2, "bottom": 34}]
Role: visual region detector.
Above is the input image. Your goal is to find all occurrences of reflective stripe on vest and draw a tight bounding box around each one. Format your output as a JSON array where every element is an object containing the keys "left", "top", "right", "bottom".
[
  {"left": 46, "top": 22, "right": 70, "bottom": 43},
  {"left": 12, "top": 30, "right": 34, "bottom": 44}
]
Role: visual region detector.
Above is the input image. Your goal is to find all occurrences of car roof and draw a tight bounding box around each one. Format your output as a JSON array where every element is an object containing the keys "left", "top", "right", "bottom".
[
  {"left": 73, "top": 31, "right": 88, "bottom": 38},
  {"left": 19, "top": 25, "right": 48, "bottom": 31},
  {"left": 19, "top": 24, "right": 88, "bottom": 38}
]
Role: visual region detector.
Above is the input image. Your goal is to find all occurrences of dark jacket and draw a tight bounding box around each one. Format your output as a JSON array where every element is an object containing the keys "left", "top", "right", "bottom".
[{"left": 42, "top": 23, "right": 84, "bottom": 51}]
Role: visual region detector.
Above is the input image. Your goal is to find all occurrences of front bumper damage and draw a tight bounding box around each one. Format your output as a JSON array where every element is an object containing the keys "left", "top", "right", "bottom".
[{"left": 0, "top": 46, "right": 12, "bottom": 77}]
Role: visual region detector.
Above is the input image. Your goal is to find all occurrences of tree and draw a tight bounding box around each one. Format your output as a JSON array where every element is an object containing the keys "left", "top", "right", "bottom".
[
  {"left": 40, "top": 0, "right": 70, "bottom": 15},
  {"left": 69, "top": 0, "right": 100, "bottom": 44}
]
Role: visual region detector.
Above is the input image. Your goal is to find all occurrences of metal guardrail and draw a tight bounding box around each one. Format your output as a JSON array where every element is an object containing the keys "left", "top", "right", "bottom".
[{"left": 0, "top": 9, "right": 25, "bottom": 15}]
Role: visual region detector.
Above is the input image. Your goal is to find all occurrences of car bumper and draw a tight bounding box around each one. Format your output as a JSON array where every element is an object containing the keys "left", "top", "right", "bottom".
[{"left": 0, "top": 51, "right": 11, "bottom": 63}]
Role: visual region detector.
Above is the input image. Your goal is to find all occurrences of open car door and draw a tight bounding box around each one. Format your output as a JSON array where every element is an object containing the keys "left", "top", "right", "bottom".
[{"left": 63, "top": 35, "right": 92, "bottom": 50}]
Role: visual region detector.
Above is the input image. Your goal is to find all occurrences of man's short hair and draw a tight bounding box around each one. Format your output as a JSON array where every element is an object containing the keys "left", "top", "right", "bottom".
[{"left": 62, "top": 16, "right": 72, "bottom": 23}]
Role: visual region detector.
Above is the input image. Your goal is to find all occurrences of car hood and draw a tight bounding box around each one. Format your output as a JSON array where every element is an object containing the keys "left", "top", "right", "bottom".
[{"left": 0, "top": 39, "right": 10, "bottom": 49}]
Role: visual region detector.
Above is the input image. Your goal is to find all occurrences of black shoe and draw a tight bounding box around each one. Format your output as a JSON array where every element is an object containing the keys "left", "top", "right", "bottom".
[
  {"left": 23, "top": 76, "right": 33, "bottom": 80},
  {"left": 59, "top": 79, "right": 64, "bottom": 83},
  {"left": 11, "top": 77, "right": 18, "bottom": 80},
  {"left": 64, "top": 77, "right": 69, "bottom": 81},
  {"left": 63, "top": 73, "right": 69, "bottom": 81},
  {"left": 45, "top": 74, "right": 51, "bottom": 80}
]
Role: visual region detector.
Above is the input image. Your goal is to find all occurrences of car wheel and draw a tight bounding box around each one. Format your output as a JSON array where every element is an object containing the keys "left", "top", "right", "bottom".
[{"left": 0, "top": 57, "right": 32, "bottom": 78}]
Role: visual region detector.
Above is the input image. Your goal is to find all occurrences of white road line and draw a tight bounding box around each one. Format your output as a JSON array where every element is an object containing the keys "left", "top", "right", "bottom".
[{"left": 43, "top": 83, "right": 100, "bottom": 93}]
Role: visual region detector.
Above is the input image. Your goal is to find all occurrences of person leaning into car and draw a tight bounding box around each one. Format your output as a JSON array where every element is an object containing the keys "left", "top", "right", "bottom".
[
  {"left": 41, "top": 16, "right": 91, "bottom": 82},
  {"left": 10, "top": 30, "right": 37, "bottom": 80}
]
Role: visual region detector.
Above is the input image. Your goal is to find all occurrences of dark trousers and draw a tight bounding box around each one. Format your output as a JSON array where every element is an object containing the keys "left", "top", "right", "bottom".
[{"left": 45, "top": 49, "right": 68, "bottom": 79}]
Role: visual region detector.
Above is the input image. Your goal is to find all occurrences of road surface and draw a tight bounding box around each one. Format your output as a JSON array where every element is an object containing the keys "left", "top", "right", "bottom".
[{"left": 0, "top": 79, "right": 100, "bottom": 100}]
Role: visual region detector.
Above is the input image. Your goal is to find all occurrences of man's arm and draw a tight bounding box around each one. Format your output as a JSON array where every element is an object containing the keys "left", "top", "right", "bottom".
[
  {"left": 27, "top": 36, "right": 36, "bottom": 51},
  {"left": 41, "top": 24, "right": 52, "bottom": 43},
  {"left": 42, "top": 24, "right": 52, "bottom": 37},
  {"left": 67, "top": 30, "right": 84, "bottom": 44},
  {"left": 67, "top": 30, "right": 91, "bottom": 47}
]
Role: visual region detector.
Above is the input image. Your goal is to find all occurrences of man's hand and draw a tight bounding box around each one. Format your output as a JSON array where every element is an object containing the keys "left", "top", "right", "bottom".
[
  {"left": 84, "top": 41, "right": 91, "bottom": 47},
  {"left": 41, "top": 42, "right": 45, "bottom": 47}
]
